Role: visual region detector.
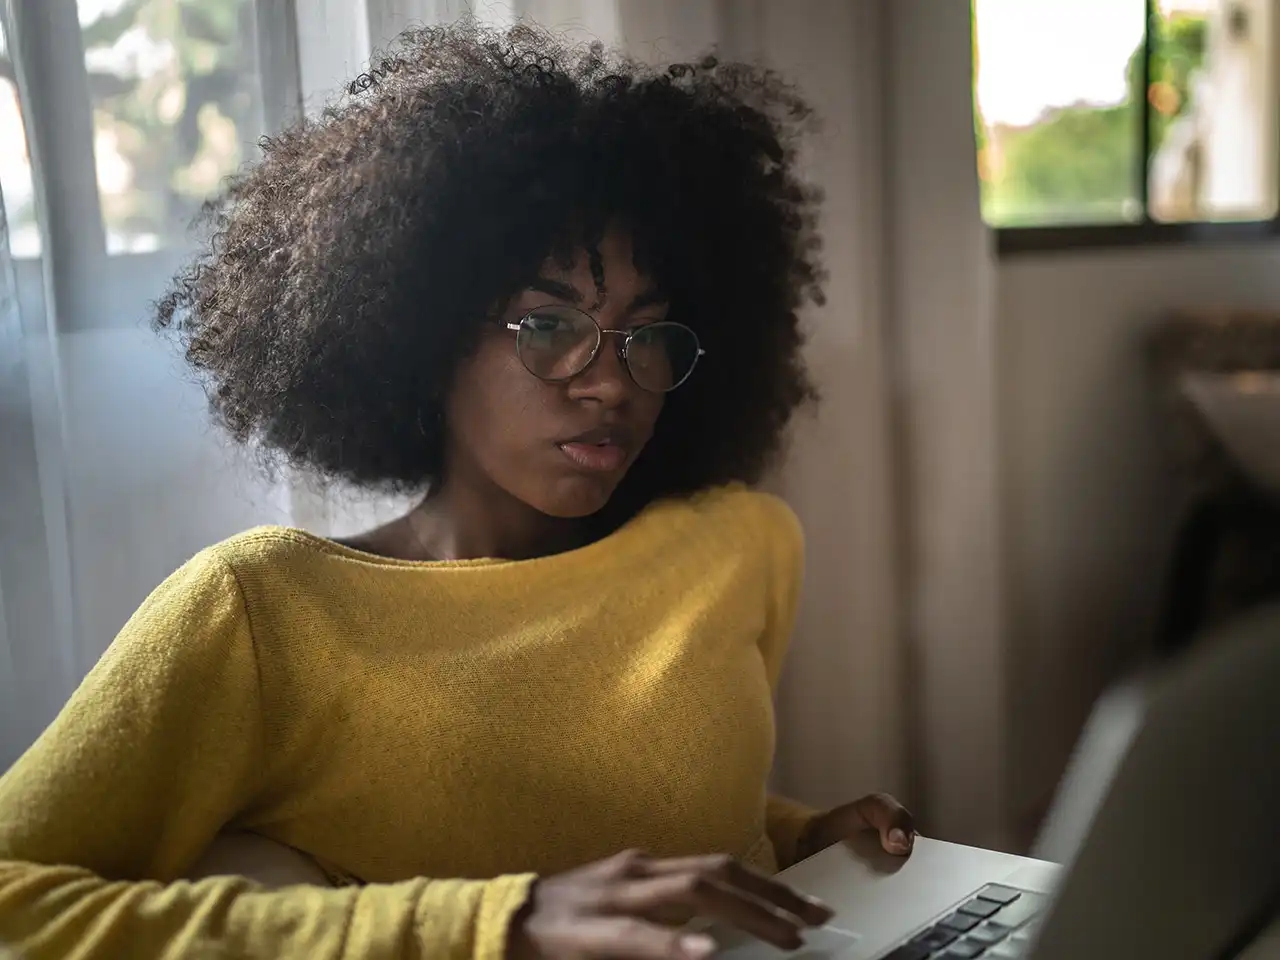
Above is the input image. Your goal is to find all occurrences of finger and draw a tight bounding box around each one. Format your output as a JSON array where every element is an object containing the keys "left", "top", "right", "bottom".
[
  {"left": 605, "top": 873, "right": 806, "bottom": 951},
  {"left": 641, "top": 854, "right": 833, "bottom": 926},
  {"left": 567, "top": 915, "right": 719, "bottom": 960},
  {"left": 854, "top": 795, "right": 917, "bottom": 855}
]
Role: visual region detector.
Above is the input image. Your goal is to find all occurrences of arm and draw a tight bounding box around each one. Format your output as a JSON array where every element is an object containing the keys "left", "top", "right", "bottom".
[
  {"left": 0, "top": 551, "right": 532, "bottom": 960},
  {"left": 764, "top": 794, "right": 820, "bottom": 869},
  {"left": 751, "top": 497, "right": 915, "bottom": 865},
  {"left": 752, "top": 496, "right": 823, "bottom": 869}
]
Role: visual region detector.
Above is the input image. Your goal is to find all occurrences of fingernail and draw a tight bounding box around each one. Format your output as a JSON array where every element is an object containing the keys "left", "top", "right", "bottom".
[
  {"left": 679, "top": 933, "right": 717, "bottom": 959},
  {"left": 889, "top": 829, "right": 908, "bottom": 847}
]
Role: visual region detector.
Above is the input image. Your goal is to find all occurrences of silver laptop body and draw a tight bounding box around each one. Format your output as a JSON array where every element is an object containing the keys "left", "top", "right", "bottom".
[{"left": 715, "top": 602, "right": 1280, "bottom": 960}]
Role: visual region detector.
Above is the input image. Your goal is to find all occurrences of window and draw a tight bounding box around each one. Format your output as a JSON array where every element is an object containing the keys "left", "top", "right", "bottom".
[
  {"left": 1, "top": 0, "right": 265, "bottom": 262},
  {"left": 0, "top": 23, "right": 41, "bottom": 257},
  {"left": 974, "top": 0, "right": 1280, "bottom": 251},
  {"left": 78, "top": 0, "right": 264, "bottom": 254}
]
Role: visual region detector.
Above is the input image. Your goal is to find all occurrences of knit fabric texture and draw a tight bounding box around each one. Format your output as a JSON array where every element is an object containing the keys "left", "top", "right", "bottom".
[{"left": 0, "top": 485, "right": 817, "bottom": 959}]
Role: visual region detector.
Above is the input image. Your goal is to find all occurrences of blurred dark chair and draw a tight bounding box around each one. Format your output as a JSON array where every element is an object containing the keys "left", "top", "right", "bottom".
[
  {"left": 1149, "top": 313, "right": 1280, "bottom": 660},
  {"left": 1156, "top": 483, "right": 1280, "bottom": 658}
]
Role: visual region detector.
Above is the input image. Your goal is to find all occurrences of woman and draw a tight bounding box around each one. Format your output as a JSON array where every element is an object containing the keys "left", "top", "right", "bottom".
[{"left": 0, "top": 22, "right": 914, "bottom": 960}]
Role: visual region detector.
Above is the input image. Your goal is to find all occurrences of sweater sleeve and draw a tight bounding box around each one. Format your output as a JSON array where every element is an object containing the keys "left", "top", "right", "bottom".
[
  {"left": 764, "top": 794, "right": 819, "bottom": 869},
  {"left": 0, "top": 550, "right": 533, "bottom": 960},
  {"left": 752, "top": 495, "right": 823, "bottom": 869},
  {"left": 754, "top": 492, "right": 804, "bottom": 694}
]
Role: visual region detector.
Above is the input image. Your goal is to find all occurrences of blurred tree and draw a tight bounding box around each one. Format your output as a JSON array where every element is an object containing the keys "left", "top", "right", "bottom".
[
  {"left": 80, "top": 0, "right": 261, "bottom": 250},
  {"left": 1147, "top": 12, "right": 1208, "bottom": 155},
  {"left": 977, "top": 8, "right": 1208, "bottom": 227},
  {"left": 990, "top": 100, "right": 1137, "bottom": 225}
]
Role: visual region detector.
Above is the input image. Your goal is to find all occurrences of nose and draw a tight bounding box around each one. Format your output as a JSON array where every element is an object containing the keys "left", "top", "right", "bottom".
[{"left": 566, "top": 331, "right": 631, "bottom": 406}]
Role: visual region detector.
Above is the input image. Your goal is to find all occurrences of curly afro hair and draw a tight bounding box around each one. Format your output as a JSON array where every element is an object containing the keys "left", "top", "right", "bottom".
[{"left": 156, "top": 20, "right": 824, "bottom": 513}]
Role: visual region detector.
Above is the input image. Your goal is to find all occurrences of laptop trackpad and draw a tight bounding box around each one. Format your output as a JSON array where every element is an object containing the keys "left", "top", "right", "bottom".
[{"left": 712, "top": 924, "right": 863, "bottom": 959}]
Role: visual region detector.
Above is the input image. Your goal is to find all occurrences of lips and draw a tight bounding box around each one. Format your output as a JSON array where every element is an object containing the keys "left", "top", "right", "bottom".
[{"left": 557, "top": 425, "right": 633, "bottom": 474}]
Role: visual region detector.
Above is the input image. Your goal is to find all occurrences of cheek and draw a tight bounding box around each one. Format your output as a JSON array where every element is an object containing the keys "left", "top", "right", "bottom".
[
  {"left": 446, "top": 343, "right": 548, "bottom": 462},
  {"left": 637, "top": 394, "right": 665, "bottom": 444}
]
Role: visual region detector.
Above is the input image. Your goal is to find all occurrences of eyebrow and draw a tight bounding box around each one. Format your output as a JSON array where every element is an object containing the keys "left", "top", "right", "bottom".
[
  {"left": 527, "top": 277, "right": 669, "bottom": 314},
  {"left": 626, "top": 288, "right": 669, "bottom": 313},
  {"left": 528, "top": 277, "right": 583, "bottom": 304}
]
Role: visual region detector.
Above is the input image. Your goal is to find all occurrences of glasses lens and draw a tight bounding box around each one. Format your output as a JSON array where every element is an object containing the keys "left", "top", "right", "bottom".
[
  {"left": 516, "top": 307, "right": 600, "bottom": 381},
  {"left": 625, "top": 322, "right": 702, "bottom": 392}
]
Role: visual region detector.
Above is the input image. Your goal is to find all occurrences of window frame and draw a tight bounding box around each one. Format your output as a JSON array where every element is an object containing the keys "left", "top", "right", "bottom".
[
  {"left": 991, "top": 0, "right": 1280, "bottom": 256},
  {"left": 1, "top": 0, "right": 300, "bottom": 331}
]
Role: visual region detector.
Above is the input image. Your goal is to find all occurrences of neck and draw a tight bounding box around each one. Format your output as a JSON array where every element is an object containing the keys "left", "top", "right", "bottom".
[{"left": 405, "top": 476, "right": 585, "bottom": 562}]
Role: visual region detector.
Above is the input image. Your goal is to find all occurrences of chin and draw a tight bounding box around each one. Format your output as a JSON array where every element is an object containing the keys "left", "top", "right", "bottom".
[{"left": 530, "top": 474, "right": 621, "bottom": 519}]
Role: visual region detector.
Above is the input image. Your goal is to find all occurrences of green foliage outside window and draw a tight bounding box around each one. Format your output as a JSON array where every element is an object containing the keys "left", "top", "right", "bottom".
[{"left": 977, "top": 9, "right": 1208, "bottom": 227}]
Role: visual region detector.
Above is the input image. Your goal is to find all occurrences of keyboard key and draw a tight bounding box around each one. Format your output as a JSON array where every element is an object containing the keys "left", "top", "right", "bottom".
[
  {"left": 985, "top": 945, "right": 1025, "bottom": 959},
  {"left": 940, "top": 941, "right": 986, "bottom": 958},
  {"left": 985, "top": 891, "right": 1048, "bottom": 931},
  {"left": 939, "top": 912, "right": 982, "bottom": 933},
  {"left": 978, "top": 884, "right": 1023, "bottom": 905},
  {"left": 882, "top": 945, "right": 932, "bottom": 960},
  {"left": 911, "top": 925, "right": 959, "bottom": 951},
  {"left": 968, "top": 923, "right": 1009, "bottom": 947},
  {"left": 958, "top": 897, "right": 1003, "bottom": 918}
]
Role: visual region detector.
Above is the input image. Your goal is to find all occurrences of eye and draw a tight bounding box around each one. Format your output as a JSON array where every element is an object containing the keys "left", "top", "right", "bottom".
[
  {"left": 626, "top": 324, "right": 672, "bottom": 365},
  {"left": 523, "top": 310, "right": 577, "bottom": 338},
  {"left": 528, "top": 314, "right": 564, "bottom": 333}
]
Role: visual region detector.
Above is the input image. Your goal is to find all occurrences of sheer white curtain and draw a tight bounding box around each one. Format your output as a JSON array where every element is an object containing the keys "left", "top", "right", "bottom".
[
  {"left": 0, "top": 0, "right": 922, "bottom": 837},
  {"left": 0, "top": 0, "right": 299, "bottom": 767}
]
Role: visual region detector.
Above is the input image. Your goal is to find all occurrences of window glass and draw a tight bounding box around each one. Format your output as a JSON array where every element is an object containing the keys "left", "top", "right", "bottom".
[
  {"left": 974, "top": 0, "right": 1146, "bottom": 227},
  {"left": 1149, "top": 0, "right": 1278, "bottom": 222},
  {"left": 975, "top": 0, "right": 1278, "bottom": 229},
  {"left": 0, "top": 25, "right": 41, "bottom": 257},
  {"left": 78, "top": 0, "right": 264, "bottom": 253}
]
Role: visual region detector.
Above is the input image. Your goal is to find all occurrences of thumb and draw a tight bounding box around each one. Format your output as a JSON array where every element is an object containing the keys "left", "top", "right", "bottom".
[{"left": 852, "top": 794, "right": 916, "bottom": 855}]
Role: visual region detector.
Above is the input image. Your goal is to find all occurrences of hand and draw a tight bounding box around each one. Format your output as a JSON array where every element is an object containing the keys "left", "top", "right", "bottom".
[
  {"left": 507, "top": 849, "right": 834, "bottom": 960},
  {"left": 798, "top": 793, "right": 917, "bottom": 860}
]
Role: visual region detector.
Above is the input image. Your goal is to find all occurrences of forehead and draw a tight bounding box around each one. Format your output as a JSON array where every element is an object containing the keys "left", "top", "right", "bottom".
[{"left": 539, "top": 229, "right": 654, "bottom": 293}]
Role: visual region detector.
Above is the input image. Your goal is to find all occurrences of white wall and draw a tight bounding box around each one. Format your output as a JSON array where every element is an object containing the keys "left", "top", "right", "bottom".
[{"left": 998, "top": 242, "right": 1280, "bottom": 840}]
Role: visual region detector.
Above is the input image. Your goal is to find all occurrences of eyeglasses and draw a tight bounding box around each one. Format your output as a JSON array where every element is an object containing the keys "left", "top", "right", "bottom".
[{"left": 505, "top": 305, "right": 705, "bottom": 393}]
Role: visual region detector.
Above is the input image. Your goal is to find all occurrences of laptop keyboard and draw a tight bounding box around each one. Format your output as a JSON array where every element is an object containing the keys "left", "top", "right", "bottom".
[{"left": 881, "top": 884, "right": 1049, "bottom": 960}]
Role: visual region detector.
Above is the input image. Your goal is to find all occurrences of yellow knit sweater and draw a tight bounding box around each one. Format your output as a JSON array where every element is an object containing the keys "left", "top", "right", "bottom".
[{"left": 0, "top": 485, "right": 818, "bottom": 960}]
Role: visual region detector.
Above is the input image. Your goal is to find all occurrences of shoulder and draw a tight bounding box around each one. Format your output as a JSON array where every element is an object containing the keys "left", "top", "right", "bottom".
[
  {"left": 199, "top": 525, "right": 334, "bottom": 577},
  {"left": 669, "top": 488, "right": 806, "bottom": 675},
  {"left": 99, "top": 536, "right": 275, "bottom": 679},
  {"left": 129, "top": 527, "right": 332, "bottom": 634},
  {"left": 644, "top": 484, "right": 804, "bottom": 571},
  {"left": 683, "top": 484, "right": 803, "bottom": 552},
  {"left": 127, "top": 544, "right": 246, "bottom": 632}
]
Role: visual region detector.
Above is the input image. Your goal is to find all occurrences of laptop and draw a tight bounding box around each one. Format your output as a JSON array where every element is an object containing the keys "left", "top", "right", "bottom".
[{"left": 708, "top": 602, "right": 1280, "bottom": 960}]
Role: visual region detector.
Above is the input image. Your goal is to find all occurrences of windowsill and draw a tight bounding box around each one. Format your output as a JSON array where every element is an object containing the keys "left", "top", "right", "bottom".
[{"left": 996, "top": 220, "right": 1280, "bottom": 257}]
